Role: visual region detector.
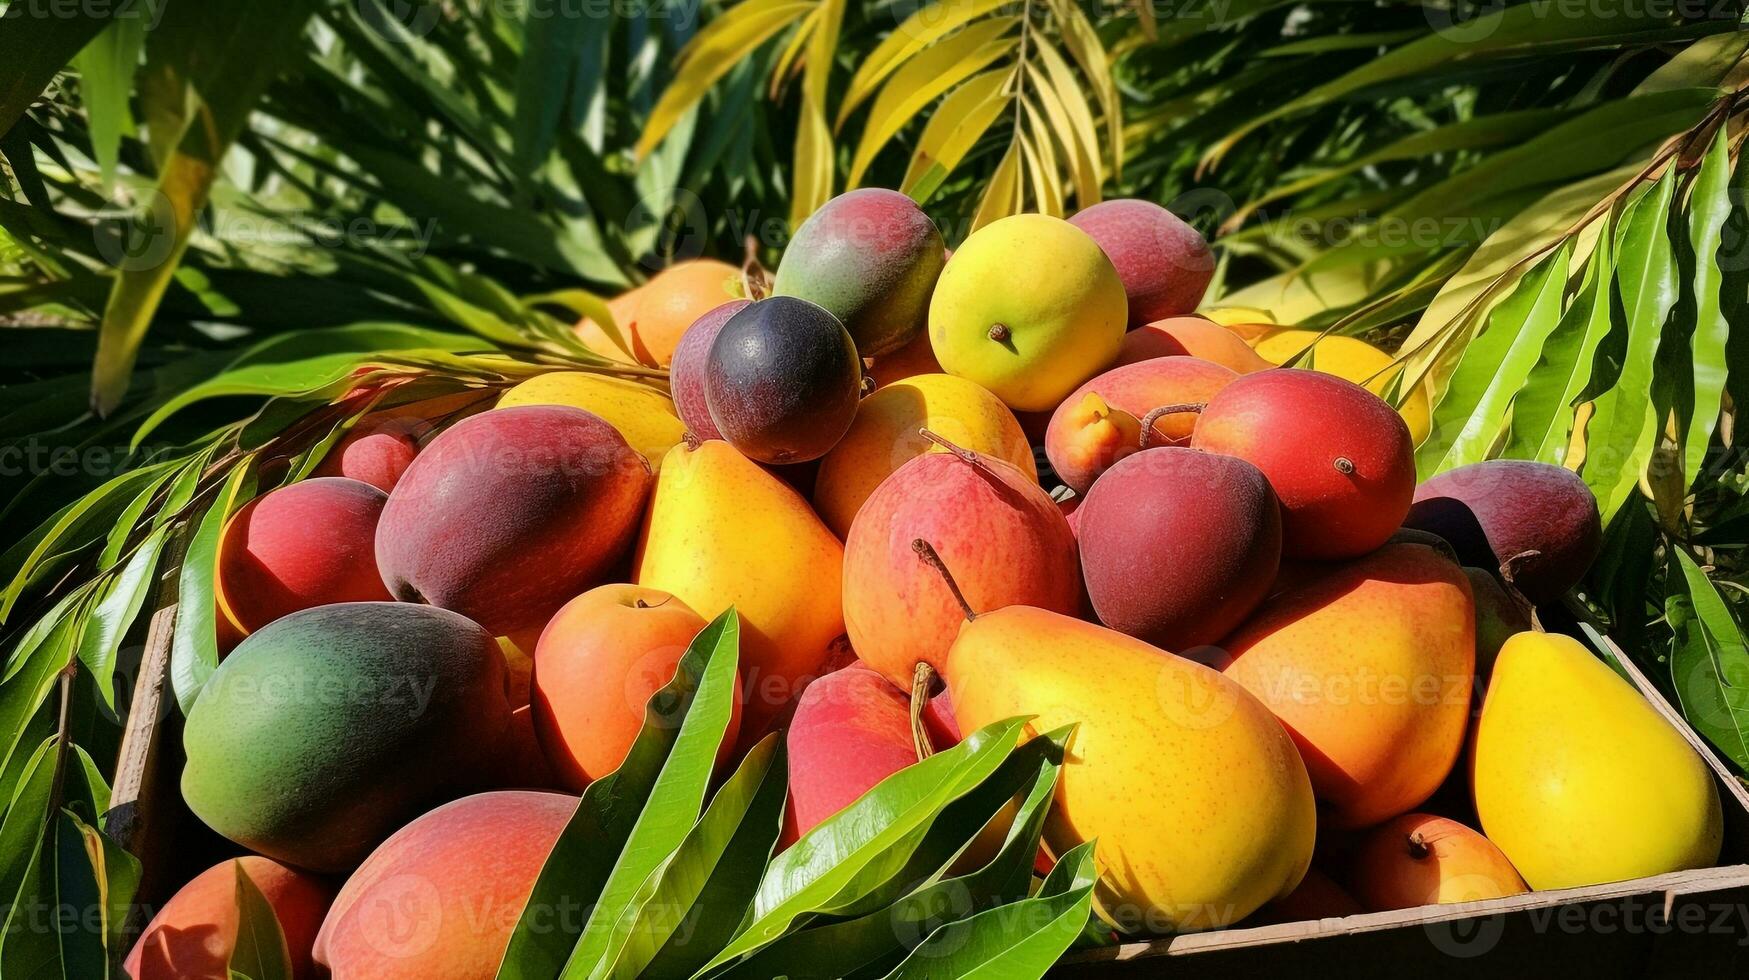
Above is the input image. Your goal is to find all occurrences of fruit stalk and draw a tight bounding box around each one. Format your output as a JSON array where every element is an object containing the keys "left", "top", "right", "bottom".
[{"left": 1138, "top": 402, "right": 1206, "bottom": 449}]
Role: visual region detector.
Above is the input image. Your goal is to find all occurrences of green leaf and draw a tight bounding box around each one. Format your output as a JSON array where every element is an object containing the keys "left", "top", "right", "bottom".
[
  {"left": 229, "top": 859, "right": 295, "bottom": 980},
  {"left": 879, "top": 840, "right": 1098, "bottom": 979},
  {"left": 1667, "top": 549, "right": 1749, "bottom": 771},
  {"left": 70, "top": 16, "right": 146, "bottom": 189},
  {"left": 0, "top": 592, "right": 84, "bottom": 799},
  {"left": 1419, "top": 241, "right": 1572, "bottom": 476},
  {"left": 171, "top": 465, "right": 254, "bottom": 715},
  {"left": 592, "top": 735, "right": 788, "bottom": 980},
  {"left": 1585, "top": 171, "right": 1679, "bottom": 523},
  {"left": 91, "top": 0, "right": 322, "bottom": 416},
  {"left": 2, "top": 463, "right": 172, "bottom": 621},
  {"left": 717, "top": 729, "right": 1068, "bottom": 980},
  {"left": 559, "top": 611, "right": 743, "bottom": 977},
  {"left": 0, "top": 1, "right": 114, "bottom": 136},
  {"left": 497, "top": 610, "right": 742, "bottom": 980},
  {"left": 0, "top": 738, "right": 56, "bottom": 904},
  {"left": 1504, "top": 228, "right": 1616, "bottom": 464},
  {"left": 698, "top": 716, "right": 1030, "bottom": 974},
  {"left": 1680, "top": 129, "right": 1734, "bottom": 487},
  {"left": 76, "top": 525, "right": 167, "bottom": 711}
]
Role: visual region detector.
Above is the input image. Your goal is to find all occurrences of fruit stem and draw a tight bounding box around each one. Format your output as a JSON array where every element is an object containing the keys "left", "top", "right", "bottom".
[
  {"left": 740, "top": 234, "right": 771, "bottom": 300},
  {"left": 912, "top": 538, "right": 977, "bottom": 622},
  {"left": 987, "top": 323, "right": 1011, "bottom": 343},
  {"left": 681, "top": 430, "right": 703, "bottom": 451},
  {"left": 910, "top": 661, "right": 938, "bottom": 761},
  {"left": 919, "top": 427, "right": 983, "bottom": 467},
  {"left": 1406, "top": 831, "right": 1431, "bottom": 861},
  {"left": 1333, "top": 456, "right": 1356, "bottom": 475},
  {"left": 1138, "top": 403, "right": 1206, "bottom": 449}
]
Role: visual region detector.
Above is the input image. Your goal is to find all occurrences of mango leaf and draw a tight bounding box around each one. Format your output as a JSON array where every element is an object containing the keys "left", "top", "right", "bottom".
[
  {"left": 91, "top": 0, "right": 322, "bottom": 416},
  {"left": 879, "top": 840, "right": 1098, "bottom": 979},
  {"left": 716, "top": 729, "right": 1068, "bottom": 980},
  {"left": 497, "top": 610, "right": 742, "bottom": 980},
  {"left": 697, "top": 716, "right": 1030, "bottom": 974},
  {"left": 1585, "top": 171, "right": 1678, "bottom": 523},
  {"left": 70, "top": 15, "right": 146, "bottom": 189},
  {"left": 230, "top": 860, "right": 295, "bottom": 980},
  {"left": 0, "top": 1, "right": 114, "bottom": 136},
  {"left": 1504, "top": 226, "right": 1616, "bottom": 464},
  {"left": 592, "top": 735, "right": 788, "bottom": 980},
  {"left": 76, "top": 525, "right": 167, "bottom": 711},
  {"left": 1680, "top": 129, "right": 1734, "bottom": 487},
  {"left": 1, "top": 462, "right": 172, "bottom": 620},
  {"left": 900, "top": 69, "right": 1013, "bottom": 203},
  {"left": 170, "top": 465, "right": 255, "bottom": 715},
  {"left": 0, "top": 738, "right": 55, "bottom": 904},
  {"left": 1667, "top": 549, "right": 1749, "bottom": 771},
  {"left": 0, "top": 590, "right": 86, "bottom": 801},
  {"left": 970, "top": 138, "right": 1023, "bottom": 232},
  {"left": 1419, "top": 241, "right": 1571, "bottom": 476}
]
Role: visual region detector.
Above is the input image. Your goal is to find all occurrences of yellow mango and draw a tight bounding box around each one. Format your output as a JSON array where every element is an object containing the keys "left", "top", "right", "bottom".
[
  {"left": 497, "top": 372, "right": 685, "bottom": 469},
  {"left": 947, "top": 605, "right": 1315, "bottom": 932},
  {"left": 1473, "top": 632, "right": 1722, "bottom": 890},
  {"left": 813, "top": 373, "right": 1035, "bottom": 538},
  {"left": 1252, "top": 330, "right": 1431, "bottom": 444}
]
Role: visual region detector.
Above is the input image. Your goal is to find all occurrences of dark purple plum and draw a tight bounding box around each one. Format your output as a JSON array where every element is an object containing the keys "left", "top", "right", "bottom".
[
  {"left": 704, "top": 296, "right": 862, "bottom": 464},
  {"left": 669, "top": 299, "right": 749, "bottom": 440}
]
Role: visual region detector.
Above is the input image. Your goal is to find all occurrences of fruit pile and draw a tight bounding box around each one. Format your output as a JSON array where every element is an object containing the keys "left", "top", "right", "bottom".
[{"left": 127, "top": 191, "right": 1726, "bottom": 977}]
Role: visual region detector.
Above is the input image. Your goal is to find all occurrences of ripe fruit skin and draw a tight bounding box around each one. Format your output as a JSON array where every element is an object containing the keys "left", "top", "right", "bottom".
[
  {"left": 773, "top": 188, "right": 947, "bottom": 356},
  {"left": 1253, "top": 330, "right": 1431, "bottom": 443},
  {"left": 705, "top": 296, "right": 863, "bottom": 464},
  {"left": 1221, "top": 542, "right": 1474, "bottom": 829},
  {"left": 1257, "top": 867, "right": 1362, "bottom": 923},
  {"left": 1352, "top": 813, "right": 1527, "bottom": 911},
  {"left": 929, "top": 214, "right": 1127, "bottom": 412},
  {"left": 497, "top": 371, "right": 686, "bottom": 470},
  {"left": 1077, "top": 447, "right": 1282, "bottom": 651},
  {"left": 575, "top": 287, "right": 647, "bottom": 363},
  {"left": 125, "top": 857, "right": 333, "bottom": 980},
  {"left": 1045, "top": 356, "right": 1238, "bottom": 495},
  {"left": 1192, "top": 369, "right": 1415, "bottom": 560},
  {"left": 1115, "top": 316, "right": 1271, "bottom": 374},
  {"left": 1405, "top": 460, "right": 1603, "bottom": 604},
  {"left": 813, "top": 373, "right": 1034, "bottom": 538},
  {"left": 867, "top": 326, "right": 943, "bottom": 387},
  {"left": 1068, "top": 199, "right": 1214, "bottom": 327},
  {"left": 314, "top": 791, "right": 576, "bottom": 978},
  {"left": 1466, "top": 566, "right": 1531, "bottom": 681},
  {"left": 1473, "top": 632, "right": 1723, "bottom": 890},
  {"left": 843, "top": 450, "right": 1079, "bottom": 689},
  {"left": 783, "top": 663, "right": 959, "bottom": 846},
  {"left": 375, "top": 405, "right": 653, "bottom": 635},
  {"left": 577, "top": 259, "right": 740, "bottom": 366},
  {"left": 635, "top": 440, "right": 845, "bottom": 734},
  {"left": 216, "top": 477, "right": 393, "bottom": 635},
  {"left": 182, "top": 602, "right": 512, "bottom": 871},
  {"left": 311, "top": 423, "right": 418, "bottom": 492},
  {"left": 947, "top": 606, "right": 1316, "bottom": 932},
  {"left": 532, "top": 584, "right": 739, "bottom": 789},
  {"left": 670, "top": 299, "right": 751, "bottom": 440}
]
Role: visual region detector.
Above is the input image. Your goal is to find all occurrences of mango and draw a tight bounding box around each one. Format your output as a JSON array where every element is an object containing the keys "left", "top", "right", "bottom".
[
  {"left": 576, "top": 259, "right": 740, "bottom": 366},
  {"left": 1252, "top": 330, "right": 1432, "bottom": 443},
  {"left": 773, "top": 188, "right": 946, "bottom": 356},
  {"left": 813, "top": 373, "right": 1034, "bottom": 537},
  {"left": 575, "top": 286, "right": 647, "bottom": 363},
  {"left": 1068, "top": 199, "right": 1214, "bottom": 326},
  {"left": 496, "top": 371, "right": 686, "bottom": 470},
  {"left": 705, "top": 296, "right": 863, "bottom": 464},
  {"left": 1193, "top": 369, "right": 1415, "bottom": 560},
  {"left": 376, "top": 405, "right": 652, "bottom": 635},
  {"left": 125, "top": 857, "right": 333, "bottom": 980},
  {"left": 1473, "top": 631, "right": 1722, "bottom": 889},
  {"left": 669, "top": 299, "right": 750, "bottom": 440},
  {"left": 867, "top": 325, "right": 944, "bottom": 387},
  {"left": 929, "top": 214, "right": 1126, "bottom": 412},
  {"left": 532, "top": 584, "right": 738, "bottom": 790},
  {"left": 1115, "top": 316, "right": 1272, "bottom": 373},
  {"left": 947, "top": 605, "right": 1316, "bottom": 932},
  {"left": 314, "top": 790, "right": 577, "bottom": 976},
  {"left": 842, "top": 447, "right": 1079, "bottom": 691},
  {"left": 182, "top": 602, "right": 512, "bottom": 871},
  {"left": 1406, "top": 460, "right": 1602, "bottom": 604},
  {"left": 310, "top": 420, "right": 418, "bottom": 492},
  {"left": 1045, "top": 356, "right": 1237, "bottom": 494},
  {"left": 635, "top": 439, "right": 845, "bottom": 734},
  {"left": 1222, "top": 542, "right": 1474, "bottom": 829},
  {"left": 215, "top": 477, "right": 392, "bottom": 636},
  {"left": 1466, "top": 566, "right": 1531, "bottom": 682},
  {"left": 1256, "top": 867, "right": 1361, "bottom": 924},
  {"left": 1077, "top": 447, "right": 1281, "bottom": 650},
  {"left": 1352, "top": 813, "right": 1527, "bottom": 911}
]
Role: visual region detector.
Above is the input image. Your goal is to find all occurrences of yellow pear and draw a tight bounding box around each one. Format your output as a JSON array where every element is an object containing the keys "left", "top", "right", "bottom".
[
  {"left": 1473, "top": 632, "right": 1723, "bottom": 890},
  {"left": 634, "top": 440, "right": 845, "bottom": 731},
  {"left": 497, "top": 372, "right": 686, "bottom": 468},
  {"left": 1252, "top": 330, "right": 1431, "bottom": 444},
  {"left": 945, "top": 599, "right": 1315, "bottom": 932},
  {"left": 813, "top": 374, "right": 1035, "bottom": 538}
]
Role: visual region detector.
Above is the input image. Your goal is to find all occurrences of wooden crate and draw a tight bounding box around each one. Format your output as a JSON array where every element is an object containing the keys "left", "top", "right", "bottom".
[{"left": 1055, "top": 624, "right": 1749, "bottom": 977}]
